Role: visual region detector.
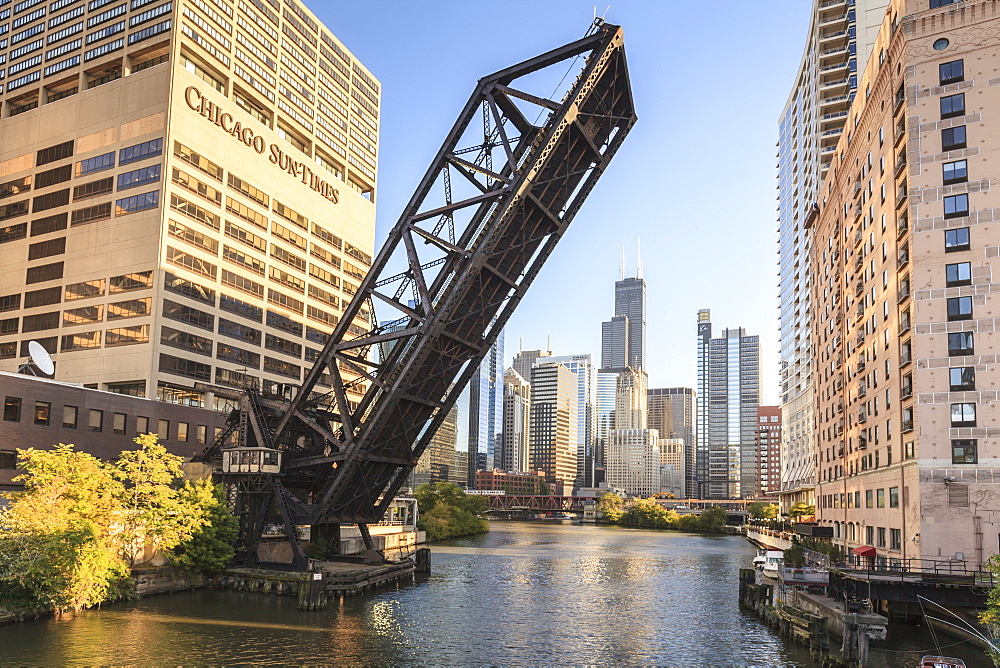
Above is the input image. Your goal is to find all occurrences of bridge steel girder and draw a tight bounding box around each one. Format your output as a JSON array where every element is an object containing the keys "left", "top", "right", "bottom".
[{"left": 205, "top": 23, "right": 636, "bottom": 563}]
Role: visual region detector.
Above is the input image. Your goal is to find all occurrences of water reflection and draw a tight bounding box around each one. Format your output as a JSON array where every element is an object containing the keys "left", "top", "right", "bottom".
[{"left": 7, "top": 522, "right": 955, "bottom": 665}]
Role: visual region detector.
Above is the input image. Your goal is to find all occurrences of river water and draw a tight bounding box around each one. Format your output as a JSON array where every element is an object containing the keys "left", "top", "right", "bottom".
[{"left": 0, "top": 522, "right": 989, "bottom": 666}]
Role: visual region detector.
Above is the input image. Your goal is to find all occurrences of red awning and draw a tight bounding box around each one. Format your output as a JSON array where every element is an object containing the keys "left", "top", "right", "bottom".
[{"left": 852, "top": 545, "right": 877, "bottom": 557}]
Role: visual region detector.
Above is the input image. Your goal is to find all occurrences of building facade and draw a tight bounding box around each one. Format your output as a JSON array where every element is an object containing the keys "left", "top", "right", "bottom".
[
  {"left": 500, "top": 367, "right": 531, "bottom": 473},
  {"left": 756, "top": 405, "right": 782, "bottom": 497},
  {"left": 474, "top": 469, "right": 548, "bottom": 495},
  {"left": 547, "top": 353, "right": 596, "bottom": 489},
  {"left": 647, "top": 387, "right": 696, "bottom": 497},
  {"left": 606, "top": 428, "right": 665, "bottom": 498},
  {"left": 466, "top": 332, "right": 504, "bottom": 479},
  {"left": 696, "top": 310, "right": 761, "bottom": 499},
  {"left": 777, "top": 0, "right": 889, "bottom": 512},
  {"left": 601, "top": 273, "right": 645, "bottom": 372},
  {"left": 0, "top": 0, "right": 378, "bottom": 413},
  {"left": 810, "top": 0, "right": 1000, "bottom": 567},
  {"left": 529, "top": 361, "right": 578, "bottom": 490},
  {"left": 659, "top": 437, "right": 685, "bottom": 498},
  {"left": 511, "top": 347, "right": 550, "bottom": 383}
]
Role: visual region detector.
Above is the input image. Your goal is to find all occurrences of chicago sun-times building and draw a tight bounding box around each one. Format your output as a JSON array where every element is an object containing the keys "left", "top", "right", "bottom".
[{"left": 0, "top": 0, "right": 379, "bottom": 416}]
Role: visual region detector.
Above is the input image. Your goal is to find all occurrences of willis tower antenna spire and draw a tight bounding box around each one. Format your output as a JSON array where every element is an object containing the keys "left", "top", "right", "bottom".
[{"left": 601, "top": 242, "right": 646, "bottom": 372}]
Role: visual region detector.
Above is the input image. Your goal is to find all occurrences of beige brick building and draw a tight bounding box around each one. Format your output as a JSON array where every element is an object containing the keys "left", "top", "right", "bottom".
[
  {"left": 811, "top": 0, "right": 1000, "bottom": 567},
  {"left": 0, "top": 0, "right": 378, "bottom": 410}
]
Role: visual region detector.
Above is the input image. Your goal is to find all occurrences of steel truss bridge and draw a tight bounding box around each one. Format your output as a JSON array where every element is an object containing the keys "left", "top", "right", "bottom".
[{"left": 201, "top": 22, "right": 636, "bottom": 569}]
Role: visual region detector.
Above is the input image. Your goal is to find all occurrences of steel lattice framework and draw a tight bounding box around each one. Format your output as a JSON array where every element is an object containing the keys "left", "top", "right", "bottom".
[{"left": 203, "top": 22, "right": 636, "bottom": 567}]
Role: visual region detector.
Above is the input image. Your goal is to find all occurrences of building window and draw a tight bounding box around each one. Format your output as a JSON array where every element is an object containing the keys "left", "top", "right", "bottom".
[
  {"left": 945, "top": 227, "right": 970, "bottom": 252},
  {"left": 949, "top": 331, "right": 974, "bottom": 356},
  {"left": 942, "top": 125, "right": 967, "bottom": 151},
  {"left": 890, "top": 529, "right": 901, "bottom": 551},
  {"left": 158, "top": 418, "right": 169, "bottom": 438},
  {"left": 953, "top": 439, "right": 977, "bottom": 464},
  {"left": 177, "top": 421, "right": 189, "bottom": 442},
  {"left": 877, "top": 489, "right": 885, "bottom": 508},
  {"left": 939, "top": 59, "right": 964, "bottom": 85},
  {"left": 943, "top": 160, "right": 968, "bottom": 185},
  {"left": 889, "top": 487, "right": 899, "bottom": 509},
  {"left": 947, "top": 296, "right": 973, "bottom": 321},
  {"left": 114, "top": 190, "right": 160, "bottom": 215},
  {"left": 137, "top": 416, "right": 149, "bottom": 435},
  {"left": 33, "top": 401, "right": 51, "bottom": 425},
  {"left": 110, "top": 271, "right": 153, "bottom": 293},
  {"left": 196, "top": 424, "right": 208, "bottom": 444},
  {"left": 119, "top": 137, "right": 163, "bottom": 166},
  {"left": 36, "top": 140, "right": 74, "bottom": 167},
  {"left": 117, "top": 164, "right": 161, "bottom": 191},
  {"left": 940, "top": 93, "right": 965, "bottom": 119},
  {"left": 3, "top": 397, "right": 21, "bottom": 422},
  {"left": 944, "top": 194, "right": 969, "bottom": 219},
  {"left": 113, "top": 412, "right": 126, "bottom": 435},
  {"left": 88, "top": 408, "right": 103, "bottom": 432},
  {"left": 931, "top": 0, "right": 959, "bottom": 7},
  {"left": 62, "top": 405, "right": 78, "bottom": 429},
  {"left": 77, "top": 151, "right": 115, "bottom": 176},
  {"left": 951, "top": 402, "right": 977, "bottom": 427},
  {"left": 950, "top": 367, "right": 976, "bottom": 391},
  {"left": 946, "top": 262, "right": 972, "bottom": 287}
]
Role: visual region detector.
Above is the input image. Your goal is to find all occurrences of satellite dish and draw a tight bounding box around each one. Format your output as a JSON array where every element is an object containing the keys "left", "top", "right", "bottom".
[{"left": 27, "top": 341, "right": 55, "bottom": 376}]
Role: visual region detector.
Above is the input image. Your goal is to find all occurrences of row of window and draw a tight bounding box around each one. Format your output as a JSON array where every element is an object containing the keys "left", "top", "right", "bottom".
[{"left": 1, "top": 395, "right": 209, "bottom": 443}]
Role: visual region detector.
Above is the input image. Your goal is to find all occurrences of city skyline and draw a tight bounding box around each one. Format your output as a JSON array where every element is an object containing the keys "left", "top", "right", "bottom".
[{"left": 315, "top": 2, "right": 815, "bottom": 405}]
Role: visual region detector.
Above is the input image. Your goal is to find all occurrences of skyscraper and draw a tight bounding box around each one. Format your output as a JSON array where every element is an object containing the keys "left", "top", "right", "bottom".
[
  {"left": 512, "top": 347, "right": 551, "bottom": 382},
  {"left": 529, "top": 361, "right": 578, "bottom": 493},
  {"left": 466, "top": 331, "right": 504, "bottom": 480},
  {"left": 696, "top": 310, "right": 761, "bottom": 499},
  {"left": 647, "top": 387, "right": 696, "bottom": 498},
  {"left": 500, "top": 367, "right": 531, "bottom": 473},
  {"left": 756, "top": 406, "right": 781, "bottom": 498},
  {"left": 601, "top": 258, "right": 645, "bottom": 372},
  {"left": 547, "top": 353, "right": 596, "bottom": 488},
  {"left": 0, "top": 0, "right": 378, "bottom": 409},
  {"left": 776, "top": 0, "right": 888, "bottom": 512}
]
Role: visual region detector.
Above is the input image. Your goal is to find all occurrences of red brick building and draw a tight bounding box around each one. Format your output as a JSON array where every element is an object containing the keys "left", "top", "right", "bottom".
[
  {"left": 756, "top": 406, "right": 782, "bottom": 497},
  {"left": 475, "top": 469, "right": 550, "bottom": 495}
]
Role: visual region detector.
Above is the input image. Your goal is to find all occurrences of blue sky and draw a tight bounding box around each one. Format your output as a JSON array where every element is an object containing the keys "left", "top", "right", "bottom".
[{"left": 312, "top": 1, "right": 813, "bottom": 404}]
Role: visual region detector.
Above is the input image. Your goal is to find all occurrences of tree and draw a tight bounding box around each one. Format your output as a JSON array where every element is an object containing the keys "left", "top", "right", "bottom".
[
  {"left": 168, "top": 481, "right": 238, "bottom": 575},
  {"left": 413, "top": 483, "right": 489, "bottom": 541},
  {"left": 111, "top": 435, "right": 207, "bottom": 567},
  {"left": 597, "top": 492, "right": 623, "bottom": 521},
  {"left": 788, "top": 502, "right": 816, "bottom": 520},
  {"left": 0, "top": 444, "right": 127, "bottom": 614},
  {"left": 619, "top": 497, "right": 677, "bottom": 529},
  {"left": 783, "top": 544, "right": 806, "bottom": 568},
  {"left": 697, "top": 507, "right": 727, "bottom": 533},
  {"left": 748, "top": 502, "right": 779, "bottom": 520}
]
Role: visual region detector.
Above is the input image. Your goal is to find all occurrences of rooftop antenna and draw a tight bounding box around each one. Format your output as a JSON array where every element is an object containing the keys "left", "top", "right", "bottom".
[
  {"left": 620, "top": 245, "right": 625, "bottom": 281},
  {"left": 519, "top": 335, "right": 523, "bottom": 352},
  {"left": 547, "top": 331, "right": 552, "bottom": 354},
  {"left": 637, "top": 236, "right": 643, "bottom": 279}
]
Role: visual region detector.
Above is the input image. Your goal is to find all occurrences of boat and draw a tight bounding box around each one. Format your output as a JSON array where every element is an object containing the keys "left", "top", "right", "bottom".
[
  {"left": 752, "top": 549, "right": 767, "bottom": 570},
  {"left": 760, "top": 550, "right": 784, "bottom": 579},
  {"left": 920, "top": 657, "right": 966, "bottom": 668}
]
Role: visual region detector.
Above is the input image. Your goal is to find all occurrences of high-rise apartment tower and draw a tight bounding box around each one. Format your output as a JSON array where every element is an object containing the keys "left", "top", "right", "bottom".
[
  {"left": 810, "top": 0, "right": 1000, "bottom": 567},
  {"left": 777, "top": 0, "right": 888, "bottom": 512}
]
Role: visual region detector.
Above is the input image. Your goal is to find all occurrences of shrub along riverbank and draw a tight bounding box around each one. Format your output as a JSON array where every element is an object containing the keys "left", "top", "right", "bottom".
[
  {"left": 599, "top": 494, "right": 728, "bottom": 533},
  {"left": 413, "top": 482, "right": 489, "bottom": 541},
  {"left": 0, "top": 437, "right": 237, "bottom": 619}
]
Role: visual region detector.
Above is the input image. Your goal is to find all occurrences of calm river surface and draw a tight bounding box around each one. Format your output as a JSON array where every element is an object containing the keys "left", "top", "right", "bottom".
[{"left": 0, "top": 522, "right": 988, "bottom": 666}]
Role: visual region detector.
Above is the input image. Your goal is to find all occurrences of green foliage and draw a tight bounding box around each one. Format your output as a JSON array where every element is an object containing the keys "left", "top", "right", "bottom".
[
  {"left": 788, "top": 502, "right": 816, "bottom": 519},
  {"left": 112, "top": 434, "right": 207, "bottom": 566},
  {"left": 0, "top": 437, "right": 232, "bottom": 615},
  {"left": 605, "top": 498, "right": 728, "bottom": 534},
  {"left": 980, "top": 556, "right": 1000, "bottom": 638},
  {"left": 413, "top": 482, "right": 489, "bottom": 541},
  {"left": 0, "top": 444, "right": 127, "bottom": 614},
  {"left": 619, "top": 498, "right": 679, "bottom": 529},
  {"left": 597, "top": 492, "right": 624, "bottom": 522},
  {"left": 167, "top": 481, "right": 237, "bottom": 575},
  {"left": 747, "top": 502, "right": 779, "bottom": 520},
  {"left": 800, "top": 538, "right": 845, "bottom": 563},
  {"left": 784, "top": 544, "right": 806, "bottom": 568}
]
